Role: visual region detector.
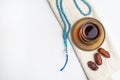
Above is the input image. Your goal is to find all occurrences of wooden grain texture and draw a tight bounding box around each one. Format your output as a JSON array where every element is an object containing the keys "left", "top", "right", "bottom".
[{"left": 48, "top": 0, "right": 120, "bottom": 80}]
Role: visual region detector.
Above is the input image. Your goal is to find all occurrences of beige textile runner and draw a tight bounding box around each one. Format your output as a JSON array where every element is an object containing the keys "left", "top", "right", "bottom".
[{"left": 48, "top": 0, "right": 120, "bottom": 80}]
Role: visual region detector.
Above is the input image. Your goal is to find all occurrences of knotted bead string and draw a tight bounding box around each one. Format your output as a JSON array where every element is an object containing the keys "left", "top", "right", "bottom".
[{"left": 56, "top": 0, "right": 92, "bottom": 71}]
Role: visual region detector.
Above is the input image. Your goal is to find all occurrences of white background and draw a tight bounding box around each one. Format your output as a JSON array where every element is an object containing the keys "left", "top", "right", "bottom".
[{"left": 0, "top": 0, "right": 120, "bottom": 80}]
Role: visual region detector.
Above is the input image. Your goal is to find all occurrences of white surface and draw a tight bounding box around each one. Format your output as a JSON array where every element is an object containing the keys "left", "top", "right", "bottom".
[{"left": 0, "top": 0, "right": 120, "bottom": 80}]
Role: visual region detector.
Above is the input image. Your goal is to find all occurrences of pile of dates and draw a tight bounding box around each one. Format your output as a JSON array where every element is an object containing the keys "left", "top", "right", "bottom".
[{"left": 87, "top": 48, "right": 110, "bottom": 71}]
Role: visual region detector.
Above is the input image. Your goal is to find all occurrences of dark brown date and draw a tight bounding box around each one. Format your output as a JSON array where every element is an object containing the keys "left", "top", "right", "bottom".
[
  {"left": 98, "top": 48, "right": 110, "bottom": 58},
  {"left": 87, "top": 61, "right": 98, "bottom": 71},
  {"left": 94, "top": 53, "right": 102, "bottom": 65}
]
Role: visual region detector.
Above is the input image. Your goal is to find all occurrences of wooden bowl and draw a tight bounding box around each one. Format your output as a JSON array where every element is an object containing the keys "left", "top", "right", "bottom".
[{"left": 71, "top": 18, "right": 105, "bottom": 51}]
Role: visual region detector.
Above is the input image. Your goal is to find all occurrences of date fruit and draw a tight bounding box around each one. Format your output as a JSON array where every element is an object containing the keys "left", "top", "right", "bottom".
[
  {"left": 87, "top": 61, "right": 98, "bottom": 71},
  {"left": 94, "top": 53, "right": 102, "bottom": 65},
  {"left": 98, "top": 48, "right": 110, "bottom": 58}
]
